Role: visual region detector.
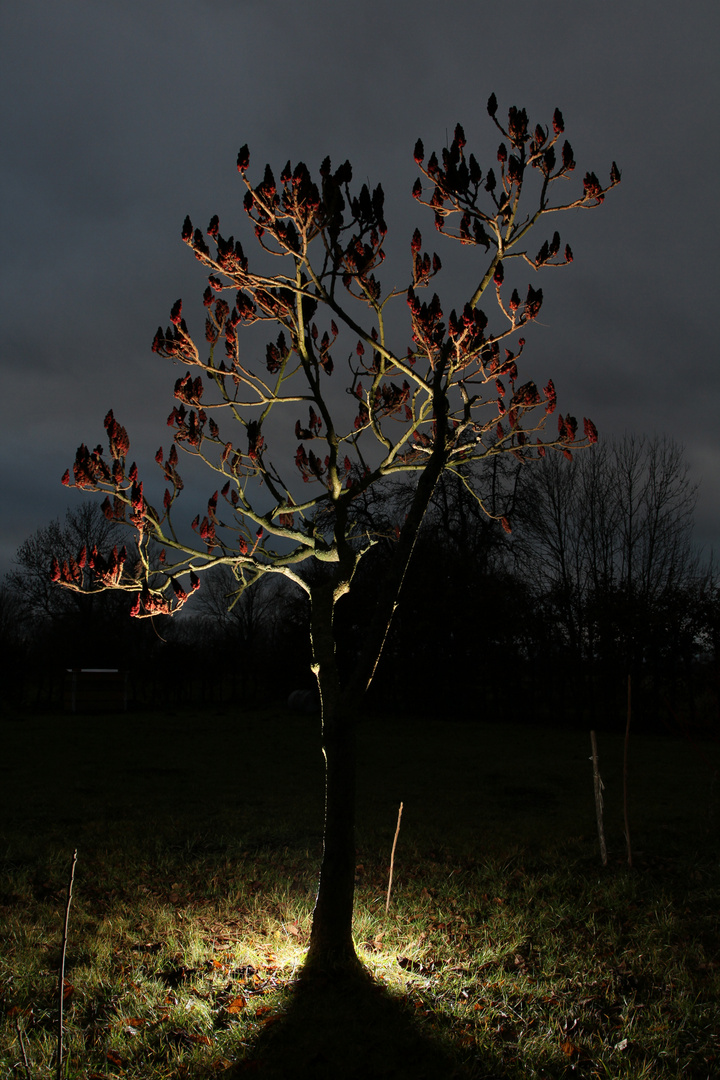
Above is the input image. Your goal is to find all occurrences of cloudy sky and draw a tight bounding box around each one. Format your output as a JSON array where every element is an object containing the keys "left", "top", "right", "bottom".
[{"left": 1, "top": 0, "right": 718, "bottom": 579}]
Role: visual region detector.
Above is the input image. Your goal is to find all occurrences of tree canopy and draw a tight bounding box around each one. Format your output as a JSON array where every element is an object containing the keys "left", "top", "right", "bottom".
[{"left": 57, "top": 98, "right": 619, "bottom": 626}]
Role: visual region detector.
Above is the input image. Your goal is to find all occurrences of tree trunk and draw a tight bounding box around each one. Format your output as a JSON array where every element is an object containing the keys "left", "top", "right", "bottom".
[
  {"left": 305, "top": 578, "right": 362, "bottom": 973},
  {"left": 305, "top": 705, "right": 360, "bottom": 971},
  {"left": 304, "top": 428, "right": 447, "bottom": 972}
]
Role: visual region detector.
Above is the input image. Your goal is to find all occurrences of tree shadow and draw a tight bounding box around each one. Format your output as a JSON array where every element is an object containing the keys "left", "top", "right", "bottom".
[{"left": 217, "top": 965, "right": 490, "bottom": 1079}]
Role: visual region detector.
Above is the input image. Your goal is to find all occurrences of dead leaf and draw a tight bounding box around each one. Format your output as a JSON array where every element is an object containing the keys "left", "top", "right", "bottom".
[
  {"left": 232, "top": 965, "right": 257, "bottom": 979},
  {"left": 169, "top": 1029, "right": 212, "bottom": 1047},
  {"left": 397, "top": 956, "right": 436, "bottom": 974},
  {"left": 226, "top": 995, "right": 246, "bottom": 1014}
]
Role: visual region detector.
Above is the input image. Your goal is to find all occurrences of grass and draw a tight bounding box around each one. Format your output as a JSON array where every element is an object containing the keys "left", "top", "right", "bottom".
[{"left": 1, "top": 704, "right": 719, "bottom": 1078}]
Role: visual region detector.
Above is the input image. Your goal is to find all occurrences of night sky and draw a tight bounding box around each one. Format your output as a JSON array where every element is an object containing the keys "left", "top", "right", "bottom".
[{"left": 2, "top": 1, "right": 719, "bottom": 579}]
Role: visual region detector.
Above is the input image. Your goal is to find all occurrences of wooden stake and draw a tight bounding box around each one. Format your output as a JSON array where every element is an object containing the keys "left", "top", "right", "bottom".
[
  {"left": 624, "top": 676, "right": 633, "bottom": 868},
  {"left": 385, "top": 802, "right": 404, "bottom": 913},
  {"left": 14, "top": 1018, "right": 32, "bottom": 1080},
  {"left": 590, "top": 732, "right": 608, "bottom": 867},
  {"left": 57, "top": 849, "right": 77, "bottom": 1080}
]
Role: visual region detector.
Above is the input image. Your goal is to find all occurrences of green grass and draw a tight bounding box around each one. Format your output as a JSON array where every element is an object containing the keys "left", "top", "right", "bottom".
[{"left": 1, "top": 705, "right": 719, "bottom": 1078}]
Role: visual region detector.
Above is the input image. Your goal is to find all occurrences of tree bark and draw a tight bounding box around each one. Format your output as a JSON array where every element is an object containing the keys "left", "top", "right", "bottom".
[
  {"left": 305, "top": 577, "right": 362, "bottom": 973},
  {"left": 305, "top": 706, "right": 360, "bottom": 971}
]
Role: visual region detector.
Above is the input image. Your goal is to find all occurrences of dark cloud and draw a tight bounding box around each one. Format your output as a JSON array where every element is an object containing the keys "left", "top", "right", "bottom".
[{"left": 2, "top": 0, "right": 719, "bottom": 576}]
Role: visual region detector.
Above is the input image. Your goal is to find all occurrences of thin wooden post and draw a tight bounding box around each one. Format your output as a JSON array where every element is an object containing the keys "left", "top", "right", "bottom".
[
  {"left": 385, "top": 802, "right": 404, "bottom": 913},
  {"left": 590, "top": 732, "right": 608, "bottom": 867},
  {"left": 624, "top": 676, "right": 633, "bottom": 868},
  {"left": 57, "top": 849, "right": 77, "bottom": 1080}
]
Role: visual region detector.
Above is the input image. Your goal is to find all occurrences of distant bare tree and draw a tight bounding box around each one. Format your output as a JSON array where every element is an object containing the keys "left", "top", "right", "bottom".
[
  {"left": 4, "top": 505, "right": 141, "bottom": 695},
  {"left": 6, "top": 503, "right": 127, "bottom": 628},
  {"left": 0, "top": 583, "right": 24, "bottom": 645},
  {"left": 517, "top": 434, "right": 704, "bottom": 715},
  {"left": 190, "top": 564, "right": 286, "bottom": 698}
]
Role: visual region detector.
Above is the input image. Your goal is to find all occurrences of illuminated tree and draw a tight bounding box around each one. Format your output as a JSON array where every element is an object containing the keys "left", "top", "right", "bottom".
[{"left": 57, "top": 96, "right": 619, "bottom": 971}]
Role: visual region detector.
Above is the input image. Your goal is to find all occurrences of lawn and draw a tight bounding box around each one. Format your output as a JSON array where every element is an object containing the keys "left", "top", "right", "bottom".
[{"left": 1, "top": 704, "right": 718, "bottom": 1078}]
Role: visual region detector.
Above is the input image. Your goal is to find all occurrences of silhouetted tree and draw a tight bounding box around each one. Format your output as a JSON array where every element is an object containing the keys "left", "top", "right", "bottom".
[
  {"left": 56, "top": 97, "right": 619, "bottom": 971},
  {"left": 326, "top": 461, "right": 532, "bottom": 715},
  {"left": 516, "top": 434, "right": 705, "bottom": 724},
  {"left": 191, "top": 565, "right": 287, "bottom": 700},
  {"left": 3, "top": 505, "right": 146, "bottom": 702},
  {"left": 7, "top": 504, "right": 125, "bottom": 628},
  {"left": 0, "top": 584, "right": 28, "bottom": 706}
]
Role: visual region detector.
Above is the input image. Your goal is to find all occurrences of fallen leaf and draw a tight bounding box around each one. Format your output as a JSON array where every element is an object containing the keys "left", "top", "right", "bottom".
[
  {"left": 6, "top": 1005, "right": 32, "bottom": 1020},
  {"left": 169, "top": 1029, "right": 212, "bottom": 1047},
  {"left": 226, "top": 995, "right": 246, "bottom": 1014},
  {"left": 397, "top": 956, "right": 435, "bottom": 974},
  {"left": 232, "top": 965, "right": 257, "bottom": 979}
]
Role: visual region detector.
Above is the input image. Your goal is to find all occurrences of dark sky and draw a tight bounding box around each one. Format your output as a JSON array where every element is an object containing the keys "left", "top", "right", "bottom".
[{"left": 2, "top": 0, "right": 719, "bottom": 578}]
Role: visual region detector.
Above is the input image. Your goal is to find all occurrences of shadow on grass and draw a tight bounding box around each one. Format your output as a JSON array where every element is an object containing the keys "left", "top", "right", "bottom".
[{"left": 218, "top": 966, "right": 487, "bottom": 1080}]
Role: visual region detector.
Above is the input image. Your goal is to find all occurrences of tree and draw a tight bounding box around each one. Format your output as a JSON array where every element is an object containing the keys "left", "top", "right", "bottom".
[
  {"left": 57, "top": 96, "right": 619, "bottom": 971},
  {"left": 8, "top": 503, "right": 126, "bottom": 629},
  {"left": 190, "top": 564, "right": 287, "bottom": 700},
  {"left": 0, "top": 584, "right": 27, "bottom": 706},
  {"left": 324, "top": 461, "right": 533, "bottom": 717},
  {"left": 515, "top": 434, "right": 705, "bottom": 723},
  {"left": 4, "top": 504, "right": 157, "bottom": 704}
]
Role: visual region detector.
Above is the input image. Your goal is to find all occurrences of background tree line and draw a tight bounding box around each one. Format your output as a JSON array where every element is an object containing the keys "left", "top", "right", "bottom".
[{"left": 2, "top": 434, "right": 717, "bottom": 735}]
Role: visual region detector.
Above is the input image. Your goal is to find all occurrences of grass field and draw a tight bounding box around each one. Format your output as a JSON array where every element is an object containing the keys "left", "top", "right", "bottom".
[{"left": 1, "top": 704, "right": 719, "bottom": 1078}]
